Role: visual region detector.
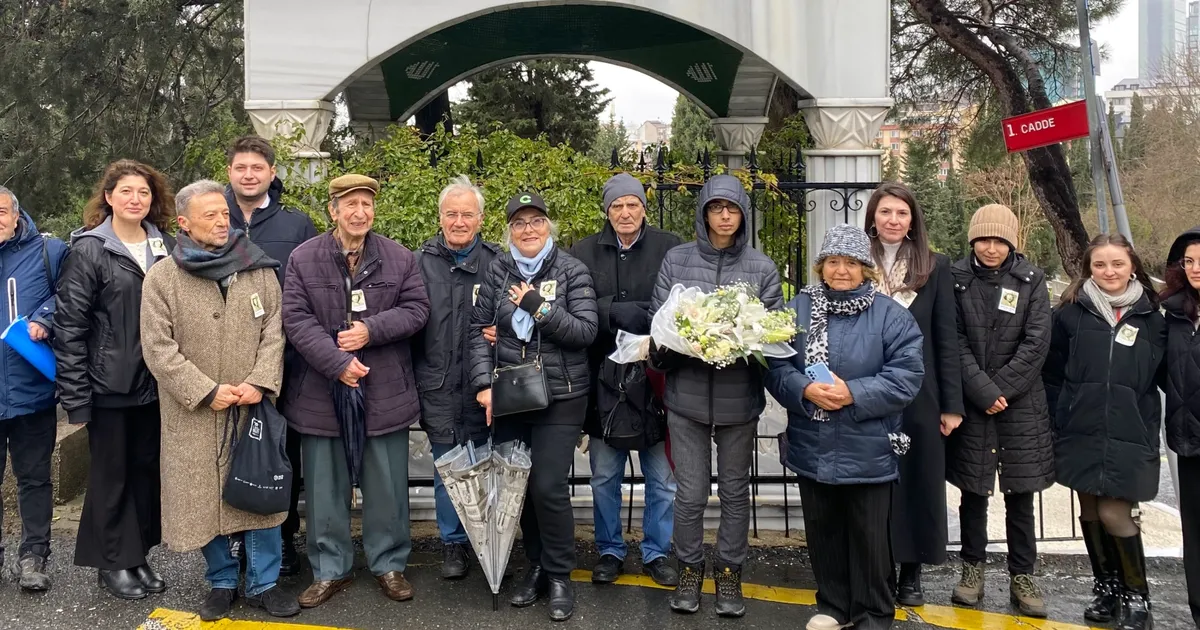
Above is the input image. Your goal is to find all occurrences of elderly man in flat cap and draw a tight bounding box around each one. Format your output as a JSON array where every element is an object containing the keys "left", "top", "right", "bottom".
[{"left": 281, "top": 174, "right": 430, "bottom": 608}]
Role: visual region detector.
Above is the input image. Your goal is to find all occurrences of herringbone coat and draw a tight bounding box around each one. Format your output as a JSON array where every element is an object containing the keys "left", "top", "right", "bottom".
[{"left": 141, "top": 258, "right": 286, "bottom": 552}]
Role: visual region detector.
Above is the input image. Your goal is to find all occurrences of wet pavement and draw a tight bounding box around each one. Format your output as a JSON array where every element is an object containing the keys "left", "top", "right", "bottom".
[{"left": 0, "top": 535, "right": 1194, "bottom": 629}]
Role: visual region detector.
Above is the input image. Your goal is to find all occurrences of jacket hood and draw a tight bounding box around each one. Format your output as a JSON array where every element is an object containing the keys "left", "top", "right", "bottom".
[
  {"left": 225, "top": 177, "right": 285, "bottom": 226},
  {"left": 1168, "top": 225, "right": 1200, "bottom": 263},
  {"left": 695, "top": 175, "right": 751, "bottom": 255},
  {"left": 0, "top": 210, "right": 43, "bottom": 250}
]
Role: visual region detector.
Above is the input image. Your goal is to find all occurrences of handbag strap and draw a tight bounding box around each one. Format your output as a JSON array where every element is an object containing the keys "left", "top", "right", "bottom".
[
  {"left": 218, "top": 405, "right": 241, "bottom": 466},
  {"left": 491, "top": 269, "right": 543, "bottom": 373}
]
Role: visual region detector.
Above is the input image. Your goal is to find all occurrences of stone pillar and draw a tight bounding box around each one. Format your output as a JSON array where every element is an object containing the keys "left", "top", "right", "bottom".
[
  {"left": 243, "top": 99, "right": 336, "bottom": 183},
  {"left": 799, "top": 98, "right": 892, "bottom": 282},
  {"left": 711, "top": 116, "right": 769, "bottom": 170}
]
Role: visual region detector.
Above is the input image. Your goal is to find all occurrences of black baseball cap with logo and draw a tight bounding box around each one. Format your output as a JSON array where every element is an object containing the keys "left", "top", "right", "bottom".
[{"left": 505, "top": 192, "right": 549, "bottom": 220}]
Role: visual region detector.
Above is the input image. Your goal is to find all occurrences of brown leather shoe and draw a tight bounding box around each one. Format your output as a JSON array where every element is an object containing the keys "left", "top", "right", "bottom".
[
  {"left": 376, "top": 571, "right": 414, "bottom": 602},
  {"left": 298, "top": 577, "right": 353, "bottom": 608}
]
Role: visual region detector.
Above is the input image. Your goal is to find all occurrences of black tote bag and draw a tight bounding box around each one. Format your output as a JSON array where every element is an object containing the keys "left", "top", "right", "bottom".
[{"left": 220, "top": 399, "right": 293, "bottom": 515}]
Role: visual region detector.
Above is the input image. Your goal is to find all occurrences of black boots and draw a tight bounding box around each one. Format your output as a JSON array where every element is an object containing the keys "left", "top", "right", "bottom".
[
  {"left": 98, "top": 569, "right": 147, "bottom": 600},
  {"left": 1080, "top": 519, "right": 1121, "bottom": 622},
  {"left": 713, "top": 562, "right": 746, "bottom": 618},
  {"left": 896, "top": 562, "right": 925, "bottom": 607},
  {"left": 442, "top": 543, "right": 469, "bottom": 580},
  {"left": 510, "top": 565, "right": 548, "bottom": 607},
  {"left": 133, "top": 564, "right": 167, "bottom": 594},
  {"left": 547, "top": 576, "right": 575, "bottom": 622},
  {"left": 1113, "top": 532, "right": 1153, "bottom": 630},
  {"left": 669, "top": 561, "right": 704, "bottom": 614}
]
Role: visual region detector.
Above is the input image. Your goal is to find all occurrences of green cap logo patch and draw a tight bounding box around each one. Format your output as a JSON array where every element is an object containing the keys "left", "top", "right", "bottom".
[{"left": 520, "top": 194, "right": 532, "bottom": 203}]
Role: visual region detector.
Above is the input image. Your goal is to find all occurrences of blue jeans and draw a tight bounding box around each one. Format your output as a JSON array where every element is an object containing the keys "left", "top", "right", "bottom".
[
  {"left": 430, "top": 439, "right": 486, "bottom": 545},
  {"left": 589, "top": 439, "right": 676, "bottom": 563},
  {"left": 201, "top": 526, "right": 281, "bottom": 596}
]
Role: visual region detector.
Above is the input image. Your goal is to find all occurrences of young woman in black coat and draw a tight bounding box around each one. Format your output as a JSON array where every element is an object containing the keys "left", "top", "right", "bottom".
[
  {"left": 863, "top": 183, "right": 964, "bottom": 606},
  {"left": 948, "top": 204, "right": 1054, "bottom": 618},
  {"left": 1044, "top": 234, "right": 1166, "bottom": 630},
  {"left": 1160, "top": 226, "right": 1200, "bottom": 628}
]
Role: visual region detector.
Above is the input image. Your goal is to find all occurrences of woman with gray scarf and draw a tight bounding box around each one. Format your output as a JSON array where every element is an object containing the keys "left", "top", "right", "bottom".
[{"left": 1044, "top": 233, "right": 1166, "bottom": 630}]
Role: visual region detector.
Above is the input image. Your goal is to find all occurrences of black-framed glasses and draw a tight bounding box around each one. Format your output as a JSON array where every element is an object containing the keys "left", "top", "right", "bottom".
[{"left": 706, "top": 201, "right": 742, "bottom": 216}]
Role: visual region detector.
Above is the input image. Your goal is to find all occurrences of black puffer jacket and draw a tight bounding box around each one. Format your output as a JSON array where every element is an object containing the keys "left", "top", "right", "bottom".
[
  {"left": 947, "top": 254, "right": 1054, "bottom": 496},
  {"left": 569, "top": 221, "right": 682, "bottom": 437},
  {"left": 413, "top": 235, "right": 500, "bottom": 445},
  {"left": 469, "top": 245, "right": 598, "bottom": 414},
  {"left": 1044, "top": 291, "right": 1166, "bottom": 502},
  {"left": 54, "top": 217, "right": 176, "bottom": 424},
  {"left": 650, "top": 175, "right": 784, "bottom": 426},
  {"left": 1164, "top": 293, "right": 1200, "bottom": 457}
]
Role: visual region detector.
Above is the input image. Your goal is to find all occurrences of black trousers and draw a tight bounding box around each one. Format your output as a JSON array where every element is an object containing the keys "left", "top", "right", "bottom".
[
  {"left": 74, "top": 404, "right": 162, "bottom": 570},
  {"left": 959, "top": 490, "right": 1036, "bottom": 575},
  {"left": 0, "top": 408, "right": 57, "bottom": 560},
  {"left": 798, "top": 478, "right": 895, "bottom": 630},
  {"left": 493, "top": 397, "right": 585, "bottom": 579},
  {"left": 1179, "top": 455, "right": 1200, "bottom": 626}
]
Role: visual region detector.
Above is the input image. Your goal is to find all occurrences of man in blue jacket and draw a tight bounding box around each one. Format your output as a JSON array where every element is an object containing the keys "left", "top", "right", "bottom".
[
  {"left": 0, "top": 186, "right": 68, "bottom": 592},
  {"left": 224, "top": 136, "right": 318, "bottom": 576}
]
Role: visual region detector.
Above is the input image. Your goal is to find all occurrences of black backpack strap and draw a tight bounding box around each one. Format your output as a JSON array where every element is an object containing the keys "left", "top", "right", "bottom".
[{"left": 41, "top": 235, "right": 51, "bottom": 284}]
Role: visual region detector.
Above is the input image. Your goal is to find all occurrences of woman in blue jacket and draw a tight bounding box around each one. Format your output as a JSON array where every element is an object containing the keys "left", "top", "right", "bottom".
[{"left": 766, "top": 224, "right": 925, "bottom": 630}]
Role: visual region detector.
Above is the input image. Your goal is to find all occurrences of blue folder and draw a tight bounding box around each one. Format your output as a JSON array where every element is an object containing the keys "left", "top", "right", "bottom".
[{"left": 1, "top": 316, "right": 56, "bottom": 382}]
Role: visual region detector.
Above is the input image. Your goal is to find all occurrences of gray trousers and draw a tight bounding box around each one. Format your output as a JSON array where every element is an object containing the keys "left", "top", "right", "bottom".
[
  {"left": 667, "top": 411, "right": 756, "bottom": 566},
  {"left": 303, "top": 430, "right": 411, "bottom": 581}
]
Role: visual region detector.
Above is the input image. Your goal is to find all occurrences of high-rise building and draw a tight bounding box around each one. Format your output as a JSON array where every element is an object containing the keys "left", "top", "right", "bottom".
[
  {"left": 1189, "top": 0, "right": 1199, "bottom": 56},
  {"left": 1140, "top": 0, "right": 1188, "bottom": 79}
]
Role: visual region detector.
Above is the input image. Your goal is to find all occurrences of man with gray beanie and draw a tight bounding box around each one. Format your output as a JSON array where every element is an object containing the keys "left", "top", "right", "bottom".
[{"left": 569, "top": 173, "right": 682, "bottom": 587}]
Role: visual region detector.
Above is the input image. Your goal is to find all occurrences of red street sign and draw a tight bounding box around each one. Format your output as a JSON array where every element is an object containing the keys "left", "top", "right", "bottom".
[{"left": 1002, "top": 100, "right": 1090, "bottom": 153}]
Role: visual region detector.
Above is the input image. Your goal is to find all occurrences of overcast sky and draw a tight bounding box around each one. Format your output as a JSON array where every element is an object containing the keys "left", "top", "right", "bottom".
[{"left": 578, "top": 5, "right": 1140, "bottom": 127}]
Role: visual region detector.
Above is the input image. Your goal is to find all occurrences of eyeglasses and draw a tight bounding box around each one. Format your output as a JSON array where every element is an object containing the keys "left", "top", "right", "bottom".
[
  {"left": 441, "top": 212, "right": 479, "bottom": 222},
  {"left": 706, "top": 202, "right": 742, "bottom": 216},
  {"left": 1181, "top": 257, "right": 1200, "bottom": 271},
  {"left": 510, "top": 217, "right": 548, "bottom": 232}
]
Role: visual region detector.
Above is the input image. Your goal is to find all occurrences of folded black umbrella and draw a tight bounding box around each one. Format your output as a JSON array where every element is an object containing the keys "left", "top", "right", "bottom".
[{"left": 331, "top": 273, "right": 365, "bottom": 486}]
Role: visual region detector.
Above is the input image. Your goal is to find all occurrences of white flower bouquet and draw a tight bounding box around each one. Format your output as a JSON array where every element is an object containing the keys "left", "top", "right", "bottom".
[{"left": 609, "top": 283, "right": 799, "bottom": 368}]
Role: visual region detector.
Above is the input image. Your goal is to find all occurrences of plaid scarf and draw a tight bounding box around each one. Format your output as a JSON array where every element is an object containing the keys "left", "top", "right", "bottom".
[{"left": 172, "top": 229, "right": 279, "bottom": 287}]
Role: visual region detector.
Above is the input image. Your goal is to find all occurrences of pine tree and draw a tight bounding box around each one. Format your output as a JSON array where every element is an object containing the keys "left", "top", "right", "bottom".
[
  {"left": 1123, "top": 92, "right": 1147, "bottom": 162},
  {"left": 587, "top": 109, "right": 632, "bottom": 166},
  {"left": 453, "top": 60, "right": 611, "bottom": 153},
  {"left": 669, "top": 94, "right": 717, "bottom": 164}
]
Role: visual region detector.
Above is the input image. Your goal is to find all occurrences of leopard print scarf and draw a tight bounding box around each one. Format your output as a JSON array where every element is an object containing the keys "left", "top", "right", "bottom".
[{"left": 801, "top": 282, "right": 877, "bottom": 422}]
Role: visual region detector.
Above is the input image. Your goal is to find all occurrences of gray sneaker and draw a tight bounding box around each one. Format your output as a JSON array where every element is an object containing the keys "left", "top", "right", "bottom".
[
  {"left": 1009, "top": 574, "right": 1047, "bottom": 618},
  {"left": 951, "top": 561, "right": 984, "bottom": 606},
  {"left": 17, "top": 555, "right": 51, "bottom": 592}
]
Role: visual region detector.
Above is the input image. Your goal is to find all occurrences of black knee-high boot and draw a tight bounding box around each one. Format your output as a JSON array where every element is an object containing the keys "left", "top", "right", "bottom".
[
  {"left": 1080, "top": 519, "right": 1121, "bottom": 622},
  {"left": 1113, "top": 532, "right": 1153, "bottom": 630}
]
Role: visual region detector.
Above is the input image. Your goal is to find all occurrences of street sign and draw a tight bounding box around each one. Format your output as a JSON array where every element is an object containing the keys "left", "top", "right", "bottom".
[{"left": 1002, "top": 100, "right": 1090, "bottom": 153}]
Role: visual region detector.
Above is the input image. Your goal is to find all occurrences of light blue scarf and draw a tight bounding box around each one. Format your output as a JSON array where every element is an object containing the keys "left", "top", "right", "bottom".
[{"left": 509, "top": 238, "right": 554, "bottom": 342}]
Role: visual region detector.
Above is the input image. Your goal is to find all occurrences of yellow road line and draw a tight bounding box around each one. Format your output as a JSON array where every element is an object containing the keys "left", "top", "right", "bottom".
[
  {"left": 139, "top": 608, "right": 354, "bottom": 630},
  {"left": 569, "top": 570, "right": 1102, "bottom": 630}
]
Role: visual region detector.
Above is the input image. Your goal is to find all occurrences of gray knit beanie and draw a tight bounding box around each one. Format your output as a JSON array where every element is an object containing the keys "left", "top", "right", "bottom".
[
  {"left": 817, "top": 224, "right": 875, "bottom": 268},
  {"left": 602, "top": 173, "right": 648, "bottom": 214}
]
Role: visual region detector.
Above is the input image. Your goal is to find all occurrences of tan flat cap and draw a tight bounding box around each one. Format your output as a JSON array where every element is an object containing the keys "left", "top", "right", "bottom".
[{"left": 329, "top": 174, "right": 379, "bottom": 199}]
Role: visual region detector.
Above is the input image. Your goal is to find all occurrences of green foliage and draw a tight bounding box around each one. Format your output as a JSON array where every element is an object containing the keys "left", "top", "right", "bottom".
[
  {"left": 452, "top": 61, "right": 611, "bottom": 154},
  {"left": 960, "top": 101, "right": 1009, "bottom": 172},
  {"left": 1123, "top": 92, "right": 1147, "bottom": 162},
  {"left": 669, "top": 95, "right": 717, "bottom": 165},
  {"left": 587, "top": 109, "right": 633, "bottom": 167},
  {"left": 927, "top": 167, "right": 969, "bottom": 260},
  {"left": 0, "top": 0, "right": 249, "bottom": 235}
]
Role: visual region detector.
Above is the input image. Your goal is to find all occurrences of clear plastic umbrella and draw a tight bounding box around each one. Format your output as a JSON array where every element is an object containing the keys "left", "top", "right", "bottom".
[{"left": 435, "top": 439, "right": 532, "bottom": 610}]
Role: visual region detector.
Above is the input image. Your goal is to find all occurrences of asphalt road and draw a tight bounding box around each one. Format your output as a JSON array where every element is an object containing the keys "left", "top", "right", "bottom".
[{"left": 0, "top": 536, "right": 1194, "bottom": 630}]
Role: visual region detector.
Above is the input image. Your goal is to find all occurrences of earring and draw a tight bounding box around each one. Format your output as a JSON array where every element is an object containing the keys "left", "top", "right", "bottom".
[
  {"left": 1131, "top": 272, "right": 1137, "bottom": 280},
  {"left": 867, "top": 226, "right": 879, "bottom": 238},
  {"left": 904, "top": 230, "right": 913, "bottom": 241}
]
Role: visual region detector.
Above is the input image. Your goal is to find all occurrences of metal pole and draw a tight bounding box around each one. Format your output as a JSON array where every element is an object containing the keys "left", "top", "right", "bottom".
[
  {"left": 1077, "top": 0, "right": 1111, "bottom": 233},
  {"left": 1095, "top": 93, "right": 1134, "bottom": 242}
]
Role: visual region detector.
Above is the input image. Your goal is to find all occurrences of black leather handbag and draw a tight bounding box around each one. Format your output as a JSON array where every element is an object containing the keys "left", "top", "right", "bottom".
[
  {"left": 491, "top": 331, "right": 551, "bottom": 418},
  {"left": 489, "top": 270, "right": 551, "bottom": 418}
]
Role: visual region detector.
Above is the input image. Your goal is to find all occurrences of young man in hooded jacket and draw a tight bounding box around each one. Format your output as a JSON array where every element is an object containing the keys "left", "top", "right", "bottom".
[{"left": 650, "top": 174, "right": 783, "bottom": 617}]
